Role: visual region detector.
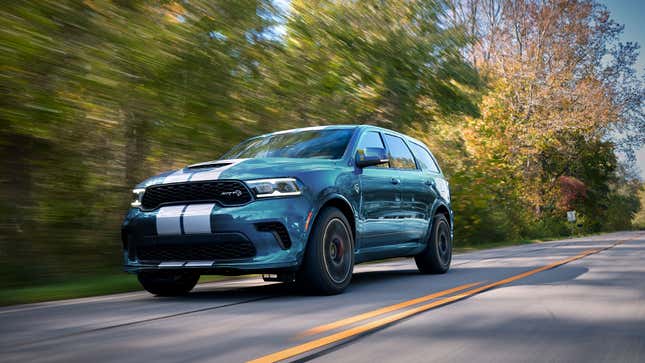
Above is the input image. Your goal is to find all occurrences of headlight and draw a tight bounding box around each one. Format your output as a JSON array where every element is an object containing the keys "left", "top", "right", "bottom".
[
  {"left": 131, "top": 188, "right": 146, "bottom": 208},
  {"left": 245, "top": 178, "right": 301, "bottom": 198}
]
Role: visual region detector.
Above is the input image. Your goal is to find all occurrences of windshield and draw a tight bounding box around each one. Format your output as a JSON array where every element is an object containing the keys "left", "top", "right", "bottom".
[{"left": 222, "top": 128, "right": 355, "bottom": 160}]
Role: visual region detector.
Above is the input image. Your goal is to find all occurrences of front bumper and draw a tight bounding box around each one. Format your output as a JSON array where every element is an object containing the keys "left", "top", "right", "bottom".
[{"left": 121, "top": 197, "right": 313, "bottom": 273}]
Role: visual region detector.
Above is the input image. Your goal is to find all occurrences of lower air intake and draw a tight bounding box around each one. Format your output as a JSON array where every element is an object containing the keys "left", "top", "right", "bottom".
[
  {"left": 137, "top": 241, "right": 256, "bottom": 262},
  {"left": 255, "top": 222, "right": 292, "bottom": 249}
]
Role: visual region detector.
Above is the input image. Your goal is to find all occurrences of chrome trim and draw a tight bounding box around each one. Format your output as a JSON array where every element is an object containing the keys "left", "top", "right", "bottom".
[{"left": 185, "top": 261, "right": 215, "bottom": 267}]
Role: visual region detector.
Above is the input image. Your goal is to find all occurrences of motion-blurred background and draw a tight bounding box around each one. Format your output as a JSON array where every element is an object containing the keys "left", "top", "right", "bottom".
[{"left": 1, "top": 0, "right": 644, "bottom": 304}]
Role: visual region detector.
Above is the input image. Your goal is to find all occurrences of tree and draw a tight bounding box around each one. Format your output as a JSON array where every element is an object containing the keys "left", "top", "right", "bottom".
[
  {"left": 272, "top": 0, "right": 482, "bottom": 128},
  {"left": 439, "top": 0, "right": 644, "bottom": 239},
  {"left": 0, "top": 0, "right": 281, "bottom": 287}
]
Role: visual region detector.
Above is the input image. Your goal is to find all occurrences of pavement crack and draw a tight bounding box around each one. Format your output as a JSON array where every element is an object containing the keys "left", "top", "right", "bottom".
[{"left": 8, "top": 295, "right": 275, "bottom": 351}]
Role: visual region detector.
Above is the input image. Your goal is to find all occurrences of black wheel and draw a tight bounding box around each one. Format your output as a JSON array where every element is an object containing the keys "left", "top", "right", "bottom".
[
  {"left": 137, "top": 271, "right": 199, "bottom": 296},
  {"left": 415, "top": 214, "right": 452, "bottom": 274},
  {"left": 297, "top": 207, "right": 354, "bottom": 295}
]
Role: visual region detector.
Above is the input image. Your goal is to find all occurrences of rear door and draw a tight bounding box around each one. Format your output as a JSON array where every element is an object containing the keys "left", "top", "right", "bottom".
[
  {"left": 355, "top": 130, "right": 402, "bottom": 248},
  {"left": 408, "top": 142, "right": 442, "bottom": 239},
  {"left": 382, "top": 134, "right": 430, "bottom": 243}
]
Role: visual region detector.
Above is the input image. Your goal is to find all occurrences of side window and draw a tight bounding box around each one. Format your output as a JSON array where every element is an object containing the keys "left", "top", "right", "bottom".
[
  {"left": 410, "top": 143, "right": 441, "bottom": 173},
  {"left": 356, "top": 131, "right": 389, "bottom": 168},
  {"left": 383, "top": 134, "right": 417, "bottom": 170}
]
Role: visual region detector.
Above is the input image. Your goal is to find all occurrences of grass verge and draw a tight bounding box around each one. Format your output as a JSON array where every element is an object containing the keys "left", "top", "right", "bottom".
[
  {"left": 453, "top": 232, "right": 602, "bottom": 254},
  {"left": 0, "top": 274, "right": 244, "bottom": 307},
  {"left": 454, "top": 238, "right": 540, "bottom": 254}
]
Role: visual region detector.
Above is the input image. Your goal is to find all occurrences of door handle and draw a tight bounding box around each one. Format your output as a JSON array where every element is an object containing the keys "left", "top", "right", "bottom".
[{"left": 390, "top": 178, "right": 400, "bottom": 185}]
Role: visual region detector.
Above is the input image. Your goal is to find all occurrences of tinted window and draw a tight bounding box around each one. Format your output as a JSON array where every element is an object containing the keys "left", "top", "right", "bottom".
[
  {"left": 222, "top": 128, "right": 354, "bottom": 159},
  {"left": 410, "top": 143, "right": 440, "bottom": 173},
  {"left": 358, "top": 131, "right": 385, "bottom": 150},
  {"left": 356, "top": 131, "right": 388, "bottom": 168},
  {"left": 383, "top": 134, "right": 416, "bottom": 169}
]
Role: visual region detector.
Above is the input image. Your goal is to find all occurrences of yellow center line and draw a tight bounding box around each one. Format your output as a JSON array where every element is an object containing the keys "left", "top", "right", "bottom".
[
  {"left": 298, "top": 281, "right": 482, "bottom": 338},
  {"left": 248, "top": 237, "right": 640, "bottom": 363}
]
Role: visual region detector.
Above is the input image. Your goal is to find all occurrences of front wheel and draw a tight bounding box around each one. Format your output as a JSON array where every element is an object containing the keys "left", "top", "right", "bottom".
[
  {"left": 415, "top": 214, "right": 452, "bottom": 274},
  {"left": 297, "top": 207, "right": 354, "bottom": 295},
  {"left": 137, "top": 271, "right": 199, "bottom": 296}
]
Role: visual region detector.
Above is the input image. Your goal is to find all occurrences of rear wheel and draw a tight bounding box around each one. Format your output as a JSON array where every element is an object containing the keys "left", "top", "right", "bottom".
[
  {"left": 415, "top": 214, "right": 452, "bottom": 274},
  {"left": 297, "top": 207, "right": 354, "bottom": 295},
  {"left": 137, "top": 271, "right": 199, "bottom": 296}
]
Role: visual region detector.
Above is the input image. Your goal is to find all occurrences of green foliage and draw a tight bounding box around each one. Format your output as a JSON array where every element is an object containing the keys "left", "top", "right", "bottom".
[
  {"left": 0, "top": 0, "right": 282, "bottom": 288},
  {"left": 0, "top": 0, "right": 642, "bottom": 291}
]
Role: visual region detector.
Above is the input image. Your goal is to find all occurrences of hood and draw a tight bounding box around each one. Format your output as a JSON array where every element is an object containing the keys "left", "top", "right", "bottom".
[{"left": 136, "top": 158, "right": 339, "bottom": 188}]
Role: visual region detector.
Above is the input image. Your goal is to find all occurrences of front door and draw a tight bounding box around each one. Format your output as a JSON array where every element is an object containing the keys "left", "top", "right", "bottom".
[{"left": 355, "top": 131, "right": 402, "bottom": 248}]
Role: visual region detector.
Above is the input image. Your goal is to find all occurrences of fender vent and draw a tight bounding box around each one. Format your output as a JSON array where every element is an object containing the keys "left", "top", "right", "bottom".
[{"left": 187, "top": 162, "right": 231, "bottom": 169}]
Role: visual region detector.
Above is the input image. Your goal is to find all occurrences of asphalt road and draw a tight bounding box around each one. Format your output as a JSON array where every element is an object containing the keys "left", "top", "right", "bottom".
[{"left": 1, "top": 231, "right": 644, "bottom": 363}]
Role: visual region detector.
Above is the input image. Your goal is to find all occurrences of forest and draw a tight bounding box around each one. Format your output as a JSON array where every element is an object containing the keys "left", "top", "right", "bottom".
[{"left": 1, "top": 0, "right": 644, "bottom": 290}]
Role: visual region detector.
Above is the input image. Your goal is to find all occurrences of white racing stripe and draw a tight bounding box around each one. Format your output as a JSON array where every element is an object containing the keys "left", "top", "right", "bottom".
[
  {"left": 189, "top": 159, "right": 246, "bottom": 181},
  {"left": 182, "top": 203, "right": 216, "bottom": 234},
  {"left": 163, "top": 169, "right": 192, "bottom": 183},
  {"left": 156, "top": 205, "right": 185, "bottom": 235}
]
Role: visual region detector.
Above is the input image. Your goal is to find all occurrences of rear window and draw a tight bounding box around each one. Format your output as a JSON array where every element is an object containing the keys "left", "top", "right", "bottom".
[
  {"left": 383, "top": 134, "right": 417, "bottom": 170},
  {"left": 409, "top": 143, "right": 440, "bottom": 173}
]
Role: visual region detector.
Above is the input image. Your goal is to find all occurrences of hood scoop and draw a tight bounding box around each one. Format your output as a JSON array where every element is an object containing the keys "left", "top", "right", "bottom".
[{"left": 187, "top": 161, "right": 231, "bottom": 169}]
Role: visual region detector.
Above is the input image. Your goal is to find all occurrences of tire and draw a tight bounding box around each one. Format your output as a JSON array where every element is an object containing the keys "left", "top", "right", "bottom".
[
  {"left": 137, "top": 271, "right": 199, "bottom": 296},
  {"left": 415, "top": 214, "right": 452, "bottom": 274},
  {"left": 297, "top": 207, "right": 354, "bottom": 295}
]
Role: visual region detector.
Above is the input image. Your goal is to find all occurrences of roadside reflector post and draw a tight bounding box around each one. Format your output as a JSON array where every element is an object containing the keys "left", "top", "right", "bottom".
[{"left": 567, "top": 211, "right": 577, "bottom": 236}]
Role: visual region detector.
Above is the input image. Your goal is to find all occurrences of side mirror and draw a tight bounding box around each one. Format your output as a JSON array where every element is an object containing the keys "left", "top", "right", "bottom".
[{"left": 355, "top": 148, "right": 389, "bottom": 168}]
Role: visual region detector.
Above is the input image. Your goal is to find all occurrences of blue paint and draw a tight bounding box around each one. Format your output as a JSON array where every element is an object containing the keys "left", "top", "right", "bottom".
[{"left": 121, "top": 125, "right": 453, "bottom": 274}]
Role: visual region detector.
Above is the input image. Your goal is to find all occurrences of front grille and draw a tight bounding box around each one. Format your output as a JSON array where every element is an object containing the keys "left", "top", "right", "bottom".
[
  {"left": 137, "top": 241, "right": 256, "bottom": 262},
  {"left": 141, "top": 180, "right": 252, "bottom": 210}
]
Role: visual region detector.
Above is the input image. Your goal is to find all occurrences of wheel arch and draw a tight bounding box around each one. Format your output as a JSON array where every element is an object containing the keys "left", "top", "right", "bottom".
[
  {"left": 310, "top": 194, "right": 357, "bottom": 244},
  {"left": 430, "top": 201, "right": 454, "bottom": 241},
  {"left": 433, "top": 204, "right": 451, "bottom": 226}
]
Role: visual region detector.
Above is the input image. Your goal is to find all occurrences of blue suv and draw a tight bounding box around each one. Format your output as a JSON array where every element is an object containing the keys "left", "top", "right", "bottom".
[{"left": 122, "top": 125, "right": 453, "bottom": 295}]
